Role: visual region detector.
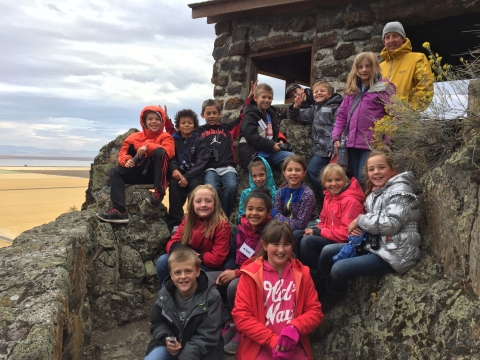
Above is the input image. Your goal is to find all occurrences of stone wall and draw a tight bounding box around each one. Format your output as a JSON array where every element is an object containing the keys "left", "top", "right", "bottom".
[{"left": 211, "top": 0, "right": 475, "bottom": 122}]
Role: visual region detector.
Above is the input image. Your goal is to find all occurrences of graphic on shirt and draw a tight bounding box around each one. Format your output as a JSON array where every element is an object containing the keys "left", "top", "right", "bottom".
[
  {"left": 178, "top": 310, "right": 187, "bottom": 323},
  {"left": 210, "top": 135, "right": 221, "bottom": 145},
  {"left": 264, "top": 279, "right": 296, "bottom": 326}
]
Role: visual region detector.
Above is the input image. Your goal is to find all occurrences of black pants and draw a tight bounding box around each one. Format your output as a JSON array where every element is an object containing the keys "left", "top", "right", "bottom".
[
  {"left": 110, "top": 148, "right": 168, "bottom": 211},
  {"left": 166, "top": 174, "right": 204, "bottom": 228}
]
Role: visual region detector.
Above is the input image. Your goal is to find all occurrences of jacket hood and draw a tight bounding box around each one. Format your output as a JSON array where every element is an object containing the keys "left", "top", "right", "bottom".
[
  {"left": 381, "top": 38, "right": 413, "bottom": 61},
  {"left": 139, "top": 105, "right": 166, "bottom": 134},
  {"left": 323, "top": 176, "right": 365, "bottom": 203},
  {"left": 379, "top": 171, "right": 418, "bottom": 195},
  {"left": 316, "top": 92, "right": 343, "bottom": 106},
  {"left": 248, "top": 156, "right": 277, "bottom": 197}
]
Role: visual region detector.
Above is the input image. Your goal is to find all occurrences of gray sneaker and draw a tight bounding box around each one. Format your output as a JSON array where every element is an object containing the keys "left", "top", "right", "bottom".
[
  {"left": 96, "top": 208, "right": 129, "bottom": 223},
  {"left": 224, "top": 330, "right": 240, "bottom": 355}
]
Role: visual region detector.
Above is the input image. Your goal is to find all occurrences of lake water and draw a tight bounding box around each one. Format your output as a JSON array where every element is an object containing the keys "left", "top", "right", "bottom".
[{"left": 0, "top": 159, "right": 93, "bottom": 167}]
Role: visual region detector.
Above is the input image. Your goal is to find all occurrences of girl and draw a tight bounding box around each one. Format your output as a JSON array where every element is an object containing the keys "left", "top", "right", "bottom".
[
  {"left": 215, "top": 188, "right": 273, "bottom": 354},
  {"left": 237, "top": 156, "right": 277, "bottom": 223},
  {"left": 155, "top": 184, "right": 231, "bottom": 287},
  {"left": 232, "top": 220, "right": 323, "bottom": 360},
  {"left": 296, "top": 164, "right": 365, "bottom": 279},
  {"left": 316, "top": 149, "right": 421, "bottom": 312},
  {"left": 331, "top": 52, "right": 395, "bottom": 188},
  {"left": 273, "top": 155, "right": 317, "bottom": 231}
]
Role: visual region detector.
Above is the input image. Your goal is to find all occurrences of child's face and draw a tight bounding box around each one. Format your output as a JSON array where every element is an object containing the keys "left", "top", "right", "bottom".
[
  {"left": 193, "top": 189, "right": 215, "bottom": 219},
  {"left": 282, "top": 161, "right": 306, "bottom": 189},
  {"left": 169, "top": 259, "right": 200, "bottom": 299},
  {"left": 313, "top": 85, "right": 332, "bottom": 103},
  {"left": 324, "top": 171, "right": 346, "bottom": 196},
  {"left": 178, "top": 116, "right": 195, "bottom": 138},
  {"left": 366, "top": 155, "right": 396, "bottom": 188},
  {"left": 357, "top": 59, "right": 373, "bottom": 84},
  {"left": 201, "top": 106, "right": 221, "bottom": 126},
  {"left": 254, "top": 91, "right": 273, "bottom": 111},
  {"left": 145, "top": 112, "right": 163, "bottom": 132},
  {"left": 263, "top": 237, "right": 292, "bottom": 273},
  {"left": 245, "top": 197, "right": 268, "bottom": 229},
  {"left": 287, "top": 88, "right": 303, "bottom": 103},
  {"left": 251, "top": 165, "right": 267, "bottom": 188}
]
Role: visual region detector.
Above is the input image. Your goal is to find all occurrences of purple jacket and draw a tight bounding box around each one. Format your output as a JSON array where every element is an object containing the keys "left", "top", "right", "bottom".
[{"left": 332, "top": 79, "right": 395, "bottom": 150}]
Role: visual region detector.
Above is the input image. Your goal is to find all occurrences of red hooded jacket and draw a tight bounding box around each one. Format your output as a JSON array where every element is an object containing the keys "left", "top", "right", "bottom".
[
  {"left": 232, "top": 257, "right": 323, "bottom": 360},
  {"left": 117, "top": 106, "right": 175, "bottom": 166},
  {"left": 316, "top": 177, "right": 365, "bottom": 242}
]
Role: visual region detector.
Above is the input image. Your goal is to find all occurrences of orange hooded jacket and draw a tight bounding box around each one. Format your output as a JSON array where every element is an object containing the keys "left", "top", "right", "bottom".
[{"left": 117, "top": 106, "right": 175, "bottom": 167}]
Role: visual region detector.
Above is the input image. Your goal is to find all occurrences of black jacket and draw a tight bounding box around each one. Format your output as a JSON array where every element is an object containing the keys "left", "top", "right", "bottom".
[
  {"left": 168, "top": 132, "right": 209, "bottom": 182},
  {"left": 238, "top": 99, "right": 286, "bottom": 169},
  {"left": 146, "top": 271, "right": 223, "bottom": 360}
]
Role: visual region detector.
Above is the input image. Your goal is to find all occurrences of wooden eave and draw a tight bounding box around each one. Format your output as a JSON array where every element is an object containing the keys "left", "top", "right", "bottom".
[{"left": 189, "top": 0, "right": 354, "bottom": 24}]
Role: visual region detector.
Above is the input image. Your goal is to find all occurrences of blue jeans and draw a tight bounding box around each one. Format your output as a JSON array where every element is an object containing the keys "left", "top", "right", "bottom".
[
  {"left": 265, "top": 151, "right": 294, "bottom": 168},
  {"left": 347, "top": 148, "right": 370, "bottom": 190},
  {"left": 156, "top": 253, "right": 218, "bottom": 288},
  {"left": 204, "top": 170, "right": 238, "bottom": 217},
  {"left": 307, "top": 155, "right": 330, "bottom": 195},
  {"left": 144, "top": 346, "right": 177, "bottom": 360},
  {"left": 299, "top": 235, "right": 336, "bottom": 270},
  {"left": 316, "top": 243, "right": 395, "bottom": 296}
]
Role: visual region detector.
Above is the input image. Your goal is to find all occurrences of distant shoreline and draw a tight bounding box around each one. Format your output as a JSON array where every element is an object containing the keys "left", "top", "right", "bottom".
[{"left": 0, "top": 155, "right": 94, "bottom": 161}]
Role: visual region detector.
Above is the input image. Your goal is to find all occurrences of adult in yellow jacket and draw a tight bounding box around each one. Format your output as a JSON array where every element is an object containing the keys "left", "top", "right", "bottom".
[{"left": 380, "top": 21, "right": 434, "bottom": 111}]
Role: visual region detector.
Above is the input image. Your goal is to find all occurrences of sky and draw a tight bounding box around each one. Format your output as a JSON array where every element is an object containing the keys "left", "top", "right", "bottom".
[{"left": 0, "top": 0, "right": 219, "bottom": 152}]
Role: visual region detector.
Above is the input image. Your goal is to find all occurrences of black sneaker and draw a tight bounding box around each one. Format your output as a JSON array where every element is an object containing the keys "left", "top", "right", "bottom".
[
  {"left": 96, "top": 208, "right": 129, "bottom": 223},
  {"left": 146, "top": 189, "right": 163, "bottom": 206}
]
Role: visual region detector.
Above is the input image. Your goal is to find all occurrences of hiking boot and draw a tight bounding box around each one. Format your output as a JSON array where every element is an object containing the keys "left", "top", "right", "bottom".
[
  {"left": 146, "top": 189, "right": 163, "bottom": 206},
  {"left": 224, "top": 330, "right": 240, "bottom": 354},
  {"left": 96, "top": 208, "right": 129, "bottom": 223},
  {"left": 221, "top": 324, "right": 236, "bottom": 345}
]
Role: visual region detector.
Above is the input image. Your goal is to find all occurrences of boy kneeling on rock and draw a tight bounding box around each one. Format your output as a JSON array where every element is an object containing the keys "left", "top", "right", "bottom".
[{"left": 97, "top": 105, "right": 175, "bottom": 223}]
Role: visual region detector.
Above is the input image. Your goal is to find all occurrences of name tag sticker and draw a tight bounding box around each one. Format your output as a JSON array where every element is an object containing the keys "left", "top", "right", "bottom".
[
  {"left": 320, "top": 107, "right": 332, "bottom": 113},
  {"left": 258, "top": 120, "right": 267, "bottom": 130},
  {"left": 162, "top": 309, "right": 173, "bottom": 323},
  {"left": 240, "top": 243, "right": 255, "bottom": 258}
]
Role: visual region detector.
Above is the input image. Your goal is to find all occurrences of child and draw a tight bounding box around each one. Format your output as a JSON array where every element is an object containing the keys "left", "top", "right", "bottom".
[
  {"left": 237, "top": 156, "right": 277, "bottom": 223},
  {"left": 198, "top": 100, "right": 242, "bottom": 217},
  {"left": 156, "top": 184, "right": 231, "bottom": 287},
  {"left": 213, "top": 188, "right": 273, "bottom": 354},
  {"left": 167, "top": 109, "right": 209, "bottom": 231},
  {"left": 97, "top": 105, "right": 174, "bottom": 223},
  {"left": 332, "top": 52, "right": 395, "bottom": 188},
  {"left": 316, "top": 149, "right": 421, "bottom": 312},
  {"left": 239, "top": 83, "right": 293, "bottom": 170},
  {"left": 144, "top": 247, "right": 223, "bottom": 360},
  {"left": 273, "top": 155, "right": 317, "bottom": 231},
  {"left": 288, "top": 81, "right": 343, "bottom": 200},
  {"left": 232, "top": 220, "right": 323, "bottom": 360},
  {"left": 295, "top": 164, "right": 365, "bottom": 280}
]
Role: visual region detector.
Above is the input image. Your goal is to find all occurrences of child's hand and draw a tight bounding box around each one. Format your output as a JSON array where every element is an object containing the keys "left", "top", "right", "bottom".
[
  {"left": 216, "top": 269, "right": 237, "bottom": 285},
  {"left": 276, "top": 325, "right": 299, "bottom": 352},
  {"left": 165, "top": 338, "right": 182, "bottom": 355},
  {"left": 125, "top": 159, "right": 135, "bottom": 168},
  {"left": 273, "top": 143, "right": 281, "bottom": 152},
  {"left": 172, "top": 169, "right": 182, "bottom": 180},
  {"left": 333, "top": 141, "right": 340, "bottom": 155},
  {"left": 304, "top": 228, "right": 313, "bottom": 236},
  {"left": 292, "top": 93, "right": 304, "bottom": 109},
  {"left": 348, "top": 219, "right": 362, "bottom": 235},
  {"left": 136, "top": 145, "right": 147, "bottom": 159},
  {"left": 248, "top": 80, "right": 258, "bottom": 98},
  {"left": 178, "top": 176, "right": 188, "bottom": 187},
  {"left": 163, "top": 105, "right": 169, "bottom": 120}
]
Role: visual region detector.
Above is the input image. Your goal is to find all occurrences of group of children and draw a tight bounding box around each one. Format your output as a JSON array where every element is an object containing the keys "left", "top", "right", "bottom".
[{"left": 95, "top": 50, "right": 421, "bottom": 360}]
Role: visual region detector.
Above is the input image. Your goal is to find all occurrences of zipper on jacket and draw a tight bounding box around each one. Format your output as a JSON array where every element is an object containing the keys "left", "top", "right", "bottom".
[{"left": 179, "top": 301, "right": 208, "bottom": 342}]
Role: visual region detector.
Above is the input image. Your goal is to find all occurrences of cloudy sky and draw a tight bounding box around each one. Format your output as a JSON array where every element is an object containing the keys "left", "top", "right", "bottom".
[{"left": 0, "top": 0, "right": 220, "bottom": 152}]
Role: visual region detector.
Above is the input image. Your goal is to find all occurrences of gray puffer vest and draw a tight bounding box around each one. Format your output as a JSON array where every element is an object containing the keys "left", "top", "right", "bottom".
[{"left": 357, "top": 171, "right": 421, "bottom": 274}]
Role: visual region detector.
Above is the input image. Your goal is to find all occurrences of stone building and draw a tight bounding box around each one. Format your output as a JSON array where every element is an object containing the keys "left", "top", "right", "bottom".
[{"left": 189, "top": 0, "right": 480, "bottom": 120}]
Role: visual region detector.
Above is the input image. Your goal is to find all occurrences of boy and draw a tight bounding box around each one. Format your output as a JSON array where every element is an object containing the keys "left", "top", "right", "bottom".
[
  {"left": 96, "top": 105, "right": 174, "bottom": 223},
  {"left": 238, "top": 83, "right": 293, "bottom": 170},
  {"left": 198, "top": 100, "right": 242, "bottom": 217},
  {"left": 167, "top": 109, "right": 209, "bottom": 232},
  {"left": 144, "top": 247, "right": 223, "bottom": 360},
  {"left": 288, "top": 81, "right": 343, "bottom": 200}
]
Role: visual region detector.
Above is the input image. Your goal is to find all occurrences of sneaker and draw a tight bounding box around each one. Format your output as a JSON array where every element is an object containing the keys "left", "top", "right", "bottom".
[
  {"left": 146, "top": 189, "right": 163, "bottom": 206},
  {"left": 96, "top": 208, "right": 129, "bottom": 223},
  {"left": 224, "top": 330, "right": 240, "bottom": 355},
  {"left": 221, "top": 324, "right": 236, "bottom": 345}
]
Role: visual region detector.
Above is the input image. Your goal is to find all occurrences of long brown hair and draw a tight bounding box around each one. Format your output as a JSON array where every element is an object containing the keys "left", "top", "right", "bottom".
[
  {"left": 280, "top": 154, "right": 307, "bottom": 188},
  {"left": 345, "top": 52, "right": 381, "bottom": 95},
  {"left": 255, "top": 220, "right": 296, "bottom": 260},
  {"left": 181, "top": 184, "right": 228, "bottom": 245},
  {"left": 363, "top": 149, "right": 396, "bottom": 196}
]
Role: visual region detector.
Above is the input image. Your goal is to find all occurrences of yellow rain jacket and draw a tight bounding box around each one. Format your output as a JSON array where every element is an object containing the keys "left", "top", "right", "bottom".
[{"left": 380, "top": 38, "right": 434, "bottom": 111}]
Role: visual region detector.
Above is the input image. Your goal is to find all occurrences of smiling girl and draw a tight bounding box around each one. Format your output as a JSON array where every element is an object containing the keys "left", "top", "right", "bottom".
[
  {"left": 331, "top": 52, "right": 395, "bottom": 188},
  {"left": 232, "top": 220, "right": 323, "bottom": 360},
  {"left": 155, "top": 184, "right": 231, "bottom": 287}
]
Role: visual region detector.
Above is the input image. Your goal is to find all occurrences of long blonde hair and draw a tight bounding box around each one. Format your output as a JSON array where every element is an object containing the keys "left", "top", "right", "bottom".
[
  {"left": 181, "top": 184, "right": 228, "bottom": 245},
  {"left": 363, "top": 149, "right": 396, "bottom": 196},
  {"left": 345, "top": 52, "right": 381, "bottom": 95}
]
